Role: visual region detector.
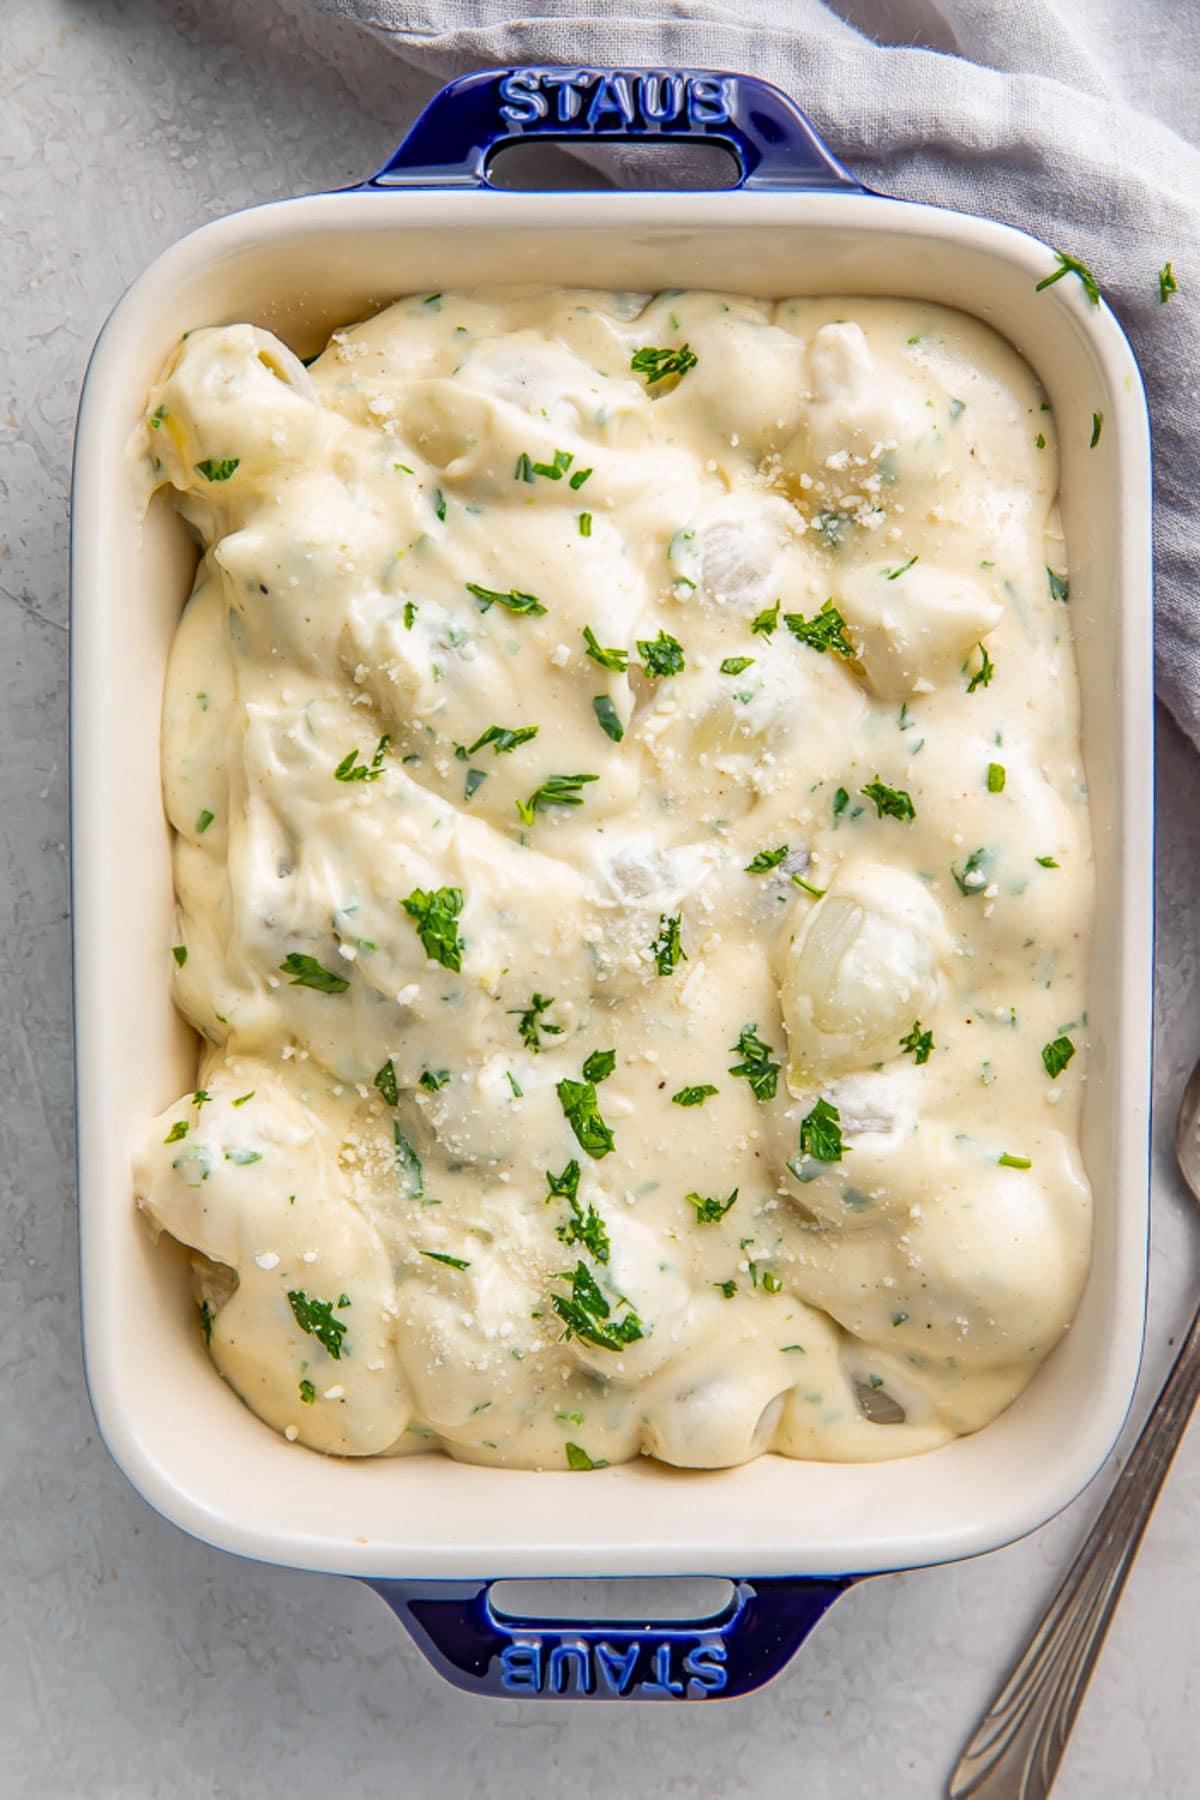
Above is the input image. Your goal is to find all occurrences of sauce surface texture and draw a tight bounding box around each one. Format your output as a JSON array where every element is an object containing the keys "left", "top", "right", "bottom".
[{"left": 134, "top": 288, "right": 1093, "bottom": 1469}]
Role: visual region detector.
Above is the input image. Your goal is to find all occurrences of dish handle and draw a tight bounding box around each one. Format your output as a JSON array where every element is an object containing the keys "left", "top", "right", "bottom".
[
  {"left": 361, "top": 67, "right": 862, "bottom": 193},
  {"left": 364, "top": 1574, "right": 853, "bottom": 1701}
]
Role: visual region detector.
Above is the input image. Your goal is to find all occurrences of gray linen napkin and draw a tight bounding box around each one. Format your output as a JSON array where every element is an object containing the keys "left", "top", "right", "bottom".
[{"left": 310, "top": 0, "right": 1199, "bottom": 745}]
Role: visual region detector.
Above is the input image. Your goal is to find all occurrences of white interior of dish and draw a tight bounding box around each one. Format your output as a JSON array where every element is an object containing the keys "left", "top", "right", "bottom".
[{"left": 72, "top": 189, "right": 1153, "bottom": 1578}]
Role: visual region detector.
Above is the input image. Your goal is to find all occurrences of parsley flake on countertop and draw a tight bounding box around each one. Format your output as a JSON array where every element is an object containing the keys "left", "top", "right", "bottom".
[
  {"left": 287, "top": 1290, "right": 348, "bottom": 1360},
  {"left": 401, "top": 885, "right": 465, "bottom": 972},
  {"left": 728, "top": 1025, "right": 780, "bottom": 1102},
  {"left": 279, "top": 952, "right": 350, "bottom": 994}
]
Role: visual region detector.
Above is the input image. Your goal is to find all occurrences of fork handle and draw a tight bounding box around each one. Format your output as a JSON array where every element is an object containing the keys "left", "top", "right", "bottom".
[{"left": 949, "top": 1297, "right": 1200, "bottom": 1799}]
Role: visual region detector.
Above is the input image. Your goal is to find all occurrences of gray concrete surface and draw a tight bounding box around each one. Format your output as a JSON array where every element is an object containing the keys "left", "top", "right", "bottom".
[{"left": 2, "top": 4, "right": 1195, "bottom": 1794}]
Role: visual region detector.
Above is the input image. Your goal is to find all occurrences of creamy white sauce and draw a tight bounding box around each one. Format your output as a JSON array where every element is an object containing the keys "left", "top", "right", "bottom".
[{"left": 133, "top": 289, "right": 1093, "bottom": 1470}]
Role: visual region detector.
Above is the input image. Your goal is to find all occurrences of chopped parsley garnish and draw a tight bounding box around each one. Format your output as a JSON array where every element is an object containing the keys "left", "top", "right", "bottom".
[
  {"left": 433, "top": 487, "right": 447, "bottom": 522},
  {"left": 581, "top": 1048, "right": 616, "bottom": 1084},
  {"left": 552, "top": 1261, "right": 644, "bottom": 1350},
  {"left": 630, "top": 343, "right": 698, "bottom": 385},
  {"left": 751, "top": 599, "right": 781, "bottom": 637},
  {"left": 745, "top": 845, "right": 788, "bottom": 873},
  {"left": 651, "top": 912, "right": 686, "bottom": 976},
  {"left": 394, "top": 1124, "right": 424, "bottom": 1198},
  {"left": 637, "top": 630, "right": 685, "bottom": 677},
  {"left": 672, "top": 1084, "right": 718, "bottom": 1107},
  {"left": 1158, "top": 261, "right": 1178, "bottom": 304},
  {"left": 401, "top": 885, "right": 465, "bottom": 971},
  {"left": 998, "top": 1152, "right": 1032, "bottom": 1170},
  {"left": 403, "top": 600, "right": 418, "bottom": 630},
  {"left": 299, "top": 1379, "right": 316, "bottom": 1405},
  {"left": 163, "top": 1120, "right": 188, "bottom": 1144},
  {"left": 466, "top": 582, "right": 547, "bottom": 616},
  {"left": 579, "top": 511, "right": 592, "bottom": 537},
  {"left": 592, "top": 695, "right": 624, "bottom": 742},
  {"left": 557, "top": 1078, "right": 616, "bottom": 1159},
  {"left": 374, "top": 1058, "right": 399, "bottom": 1107},
  {"left": 720, "top": 656, "right": 755, "bottom": 674},
  {"left": 224, "top": 1148, "right": 262, "bottom": 1166},
  {"left": 799, "top": 1097, "right": 844, "bottom": 1162},
  {"left": 832, "top": 786, "right": 850, "bottom": 823},
  {"left": 279, "top": 952, "right": 350, "bottom": 994},
  {"left": 791, "top": 875, "right": 826, "bottom": 899},
  {"left": 553, "top": 1169, "right": 610, "bottom": 1262},
  {"left": 728, "top": 1025, "right": 780, "bottom": 1102},
  {"left": 1090, "top": 412, "right": 1103, "bottom": 448},
  {"left": 196, "top": 809, "right": 215, "bottom": 833},
  {"left": 334, "top": 735, "right": 390, "bottom": 782},
  {"left": 517, "top": 447, "right": 574, "bottom": 483},
  {"left": 565, "top": 1442, "right": 605, "bottom": 1471},
  {"left": 1047, "top": 566, "right": 1069, "bottom": 603},
  {"left": 421, "top": 1250, "right": 471, "bottom": 1271},
  {"left": 508, "top": 992, "right": 564, "bottom": 1053},
  {"left": 686, "top": 1187, "right": 738, "bottom": 1224},
  {"left": 514, "top": 453, "right": 534, "bottom": 482},
  {"left": 516, "top": 772, "right": 598, "bottom": 826},
  {"left": 892, "top": 1310, "right": 909, "bottom": 1327},
  {"left": 569, "top": 467, "right": 593, "bottom": 490},
  {"left": 861, "top": 778, "right": 916, "bottom": 821},
  {"left": 466, "top": 724, "right": 539, "bottom": 756},
  {"left": 1042, "top": 1035, "right": 1076, "bottom": 1078},
  {"left": 714, "top": 1279, "right": 737, "bottom": 1299},
  {"left": 1036, "top": 432, "right": 1046, "bottom": 450},
  {"left": 952, "top": 846, "right": 995, "bottom": 896},
  {"left": 171, "top": 945, "right": 188, "bottom": 967},
  {"left": 885, "top": 554, "right": 918, "bottom": 580},
  {"left": 419, "top": 1068, "right": 451, "bottom": 1091},
  {"left": 966, "top": 642, "right": 995, "bottom": 692},
  {"left": 761, "top": 1271, "right": 783, "bottom": 1294},
  {"left": 149, "top": 404, "right": 166, "bottom": 428},
  {"left": 199, "top": 1299, "right": 215, "bottom": 1344},
  {"left": 231, "top": 1091, "right": 255, "bottom": 1107},
  {"left": 783, "top": 600, "right": 855, "bottom": 657},
  {"left": 194, "top": 457, "right": 240, "bottom": 482},
  {"left": 464, "top": 768, "right": 486, "bottom": 801},
  {"left": 582, "top": 625, "right": 628, "bottom": 671},
  {"left": 899, "top": 1022, "right": 934, "bottom": 1065},
  {"left": 1035, "top": 249, "right": 1101, "bottom": 307},
  {"left": 987, "top": 762, "right": 1006, "bottom": 793},
  {"left": 1036, "top": 855, "right": 1060, "bottom": 868},
  {"left": 287, "top": 1290, "right": 348, "bottom": 1360}
]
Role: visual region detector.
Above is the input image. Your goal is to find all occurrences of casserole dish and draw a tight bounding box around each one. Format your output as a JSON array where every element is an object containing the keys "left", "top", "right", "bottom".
[{"left": 72, "top": 67, "right": 1153, "bottom": 1701}]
